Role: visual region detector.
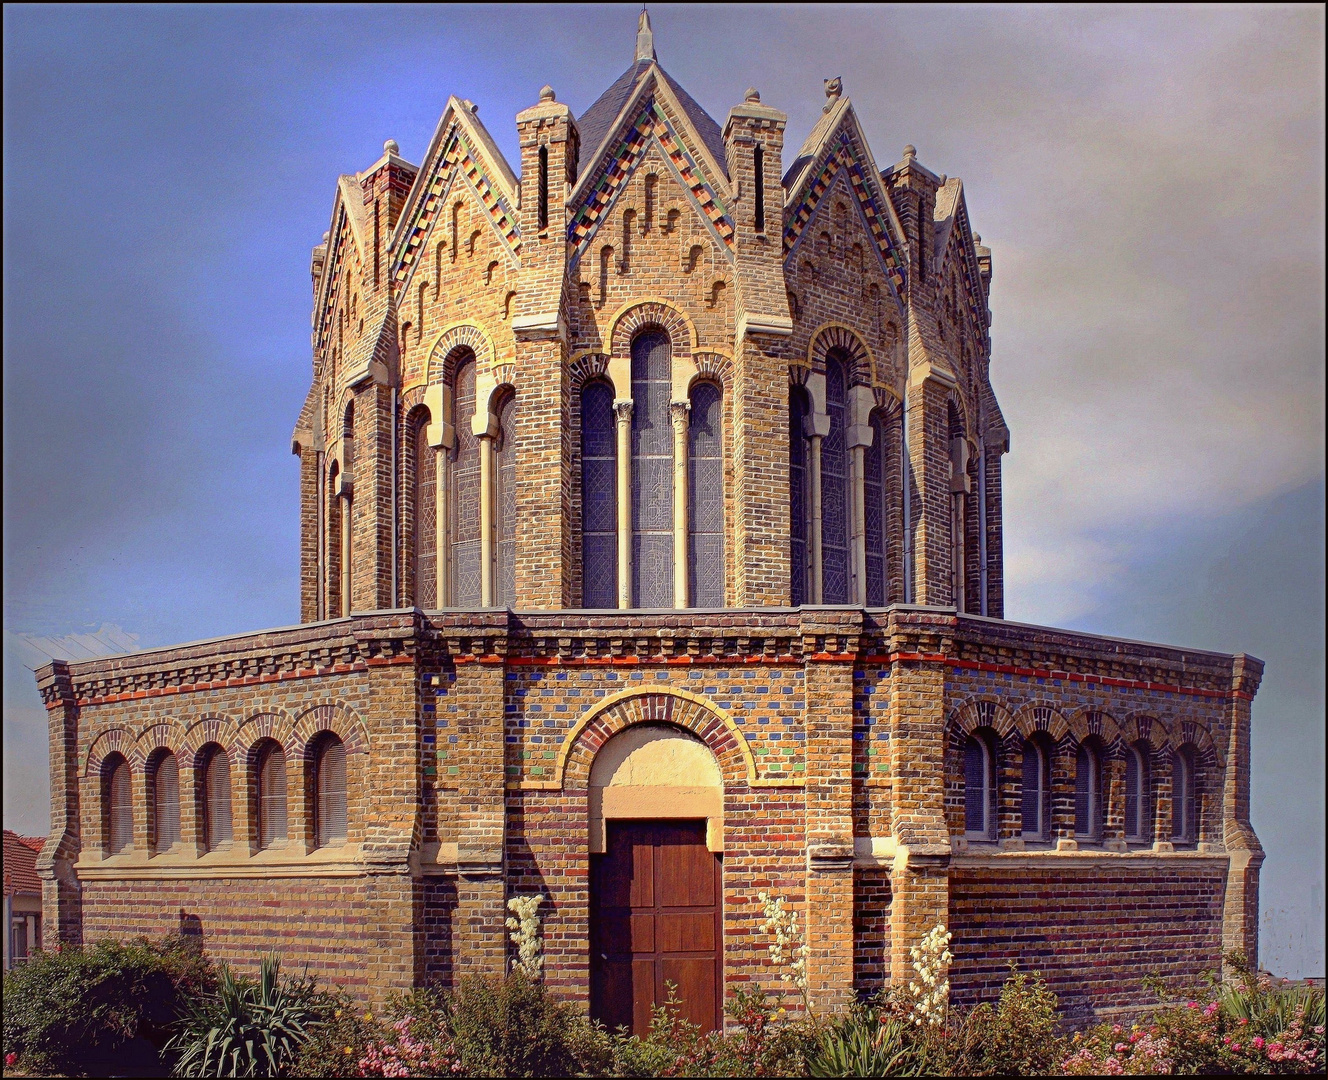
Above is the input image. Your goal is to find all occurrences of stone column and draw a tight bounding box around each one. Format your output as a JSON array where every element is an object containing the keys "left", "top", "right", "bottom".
[
  {"left": 670, "top": 401, "right": 690, "bottom": 608},
  {"left": 614, "top": 399, "right": 634, "bottom": 608},
  {"left": 434, "top": 446, "right": 448, "bottom": 605},
  {"left": 997, "top": 731, "right": 1024, "bottom": 849},
  {"left": 478, "top": 432, "right": 495, "bottom": 607},
  {"left": 339, "top": 493, "right": 352, "bottom": 617},
  {"left": 1222, "top": 655, "right": 1264, "bottom": 970},
  {"left": 1103, "top": 754, "right": 1128, "bottom": 851},
  {"left": 1152, "top": 746, "right": 1174, "bottom": 852},
  {"left": 801, "top": 609, "right": 860, "bottom": 1011},
  {"left": 848, "top": 386, "right": 875, "bottom": 606}
]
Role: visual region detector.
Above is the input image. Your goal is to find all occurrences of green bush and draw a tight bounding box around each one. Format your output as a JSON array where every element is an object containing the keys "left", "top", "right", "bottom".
[
  {"left": 167, "top": 954, "right": 317, "bottom": 1077},
  {"left": 291, "top": 990, "right": 392, "bottom": 1078},
  {"left": 2, "top": 935, "right": 214, "bottom": 1077},
  {"left": 808, "top": 1011, "right": 925, "bottom": 1077},
  {"left": 445, "top": 970, "right": 610, "bottom": 1077}
]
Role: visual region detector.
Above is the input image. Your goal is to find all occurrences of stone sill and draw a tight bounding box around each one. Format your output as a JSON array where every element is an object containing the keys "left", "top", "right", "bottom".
[{"left": 76, "top": 842, "right": 366, "bottom": 879}]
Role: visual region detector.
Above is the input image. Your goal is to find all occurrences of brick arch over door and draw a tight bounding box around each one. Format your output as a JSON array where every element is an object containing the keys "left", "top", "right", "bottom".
[{"left": 539, "top": 687, "right": 766, "bottom": 792}]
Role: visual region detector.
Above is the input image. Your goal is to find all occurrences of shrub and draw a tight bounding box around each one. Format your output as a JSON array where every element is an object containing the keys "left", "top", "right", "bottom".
[
  {"left": 2, "top": 935, "right": 214, "bottom": 1077},
  {"left": 445, "top": 970, "right": 609, "bottom": 1078},
  {"left": 167, "top": 954, "right": 317, "bottom": 1077},
  {"left": 291, "top": 990, "right": 392, "bottom": 1079},
  {"left": 808, "top": 1010, "right": 924, "bottom": 1077}
]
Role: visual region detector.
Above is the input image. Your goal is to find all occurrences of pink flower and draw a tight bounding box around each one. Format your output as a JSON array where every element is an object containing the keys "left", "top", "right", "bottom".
[
  {"left": 1253, "top": 1036, "right": 1265, "bottom": 1050},
  {"left": 1232, "top": 1042, "right": 1242, "bottom": 1052},
  {"left": 1186, "top": 1000, "right": 1199, "bottom": 1009},
  {"left": 5, "top": 1053, "right": 18, "bottom": 1067},
  {"left": 1203, "top": 1001, "right": 1220, "bottom": 1017},
  {"left": 1238, "top": 1017, "right": 1249, "bottom": 1026}
]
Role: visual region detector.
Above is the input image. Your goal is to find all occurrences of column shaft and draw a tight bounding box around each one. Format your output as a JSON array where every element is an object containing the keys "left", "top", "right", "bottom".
[
  {"left": 479, "top": 434, "right": 494, "bottom": 607},
  {"left": 671, "top": 401, "right": 690, "bottom": 608},
  {"left": 809, "top": 434, "right": 824, "bottom": 604},
  {"left": 339, "top": 495, "right": 352, "bottom": 616},
  {"left": 850, "top": 444, "right": 866, "bottom": 604},
  {"left": 615, "top": 400, "right": 633, "bottom": 608},
  {"left": 434, "top": 446, "right": 448, "bottom": 606}
]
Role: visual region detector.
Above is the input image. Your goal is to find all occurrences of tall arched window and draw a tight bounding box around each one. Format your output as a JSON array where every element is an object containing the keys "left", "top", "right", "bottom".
[
  {"left": 789, "top": 385, "right": 810, "bottom": 606},
  {"left": 821, "top": 351, "right": 850, "bottom": 604},
  {"left": 631, "top": 330, "right": 673, "bottom": 607},
  {"left": 450, "top": 355, "right": 481, "bottom": 606},
  {"left": 495, "top": 394, "right": 518, "bottom": 607},
  {"left": 312, "top": 734, "right": 348, "bottom": 849},
  {"left": 412, "top": 409, "right": 436, "bottom": 607},
  {"left": 865, "top": 410, "right": 888, "bottom": 606},
  {"left": 1172, "top": 745, "right": 1197, "bottom": 844},
  {"left": 103, "top": 754, "right": 133, "bottom": 855},
  {"left": 964, "top": 731, "right": 995, "bottom": 841},
  {"left": 688, "top": 380, "right": 724, "bottom": 607},
  {"left": 1124, "top": 743, "right": 1150, "bottom": 842},
  {"left": 327, "top": 461, "right": 342, "bottom": 618},
  {"left": 581, "top": 380, "right": 617, "bottom": 607},
  {"left": 1021, "top": 736, "right": 1051, "bottom": 842},
  {"left": 200, "top": 745, "right": 233, "bottom": 852},
  {"left": 255, "top": 741, "right": 288, "bottom": 850},
  {"left": 150, "top": 751, "right": 180, "bottom": 855},
  {"left": 1075, "top": 742, "right": 1102, "bottom": 840}
]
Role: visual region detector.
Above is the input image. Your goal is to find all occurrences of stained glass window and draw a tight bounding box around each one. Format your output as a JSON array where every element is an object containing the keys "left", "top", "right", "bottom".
[
  {"left": 495, "top": 395, "right": 518, "bottom": 607},
  {"left": 789, "top": 386, "right": 809, "bottom": 606},
  {"left": 822, "top": 352, "right": 850, "bottom": 604},
  {"left": 413, "top": 412, "right": 436, "bottom": 607},
  {"left": 582, "top": 380, "right": 617, "bottom": 607},
  {"left": 865, "top": 411, "right": 887, "bottom": 606},
  {"left": 450, "top": 355, "right": 481, "bottom": 607},
  {"left": 688, "top": 381, "right": 724, "bottom": 607},
  {"left": 631, "top": 331, "right": 673, "bottom": 607}
]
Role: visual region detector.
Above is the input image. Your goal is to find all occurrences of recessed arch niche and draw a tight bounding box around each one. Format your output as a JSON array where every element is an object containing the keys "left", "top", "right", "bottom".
[{"left": 588, "top": 724, "right": 722, "bottom": 854}]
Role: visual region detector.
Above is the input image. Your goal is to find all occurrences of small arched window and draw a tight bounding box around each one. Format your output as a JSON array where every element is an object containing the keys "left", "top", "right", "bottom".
[
  {"left": 581, "top": 379, "right": 617, "bottom": 607},
  {"left": 537, "top": 145, "right": 549, "bottom": 232},
  {"left": 964, "top": 731, "right": 995, "bottom": 841},
  {"left": 412, "top": 409, "right": 436, "bottom": 607},
  {"left": 1172, "top": 745, "right": 1197, "bottom": 844},
  {"left": 312, "top": 734, "right": 348, "bottom": 849},
  {"left": 789, "top": 385, "right": 810, "bottom": 606},
  {"left": 495, "top": 394, "right": 518, "bottom": 607},
  {"left": 255, "top": 741, "right": 288, "bottom": 850},
  {"left": 688, "top": 380, "right": 724, "bottom": 607},
  {"left": 200, "top": 745, "right": 233, "bottom": 852},
  {"left": 103, "top": 754, "right": 133, "bottom": 855},
  {"left": 1075, "top": 742, "right": 1102, "bottom": 840},
  {"left": 1125, "top": 743, "right": 1150, "bottom": 842},
  {"left": 151, "top": 751, "right": 180, "bottom": 855},
  {"left": 821, "top": 351, "right": 850, "bottom": 604},
  {"left": 1021, "top": 737, "right": 1051, "bottom": 842},
  {"left": 753, "top": 144, "right": 765, "bottom": 233},
  {"left": 450, "top": 355, "right": 481, "bottom": 606},
  {"left": 630, "top": 329, "right": 674, "bottom": 607}
]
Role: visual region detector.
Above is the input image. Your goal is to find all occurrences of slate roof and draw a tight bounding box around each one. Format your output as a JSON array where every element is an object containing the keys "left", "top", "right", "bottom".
[
  {"left": 3, "top": 830, "right": 43, "bottom": 897},
  {"left": 577, "top": 60, "right": 728, "bottom": 180}
]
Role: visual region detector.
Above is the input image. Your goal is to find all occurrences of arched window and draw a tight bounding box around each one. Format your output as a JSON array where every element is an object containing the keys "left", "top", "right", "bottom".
[
  {"left": 495, "top": 394, "right": 518, "bottom": 607},
  {"left": 631, "top": 329, "right": 673, "bottom": 607},
  {"left": 753, "top": 144, "right": 765, "bottom": 233},
  {"left": 688, "top": 380, "right": 724, "bottom": 607},
  {"left": 1075, "top": 742, "right": 1103, "bottom": 840},
  {"left": 581, "top": 380, "right": 617, "bottom": 607},
  {"left": 789, "top": 385, "right": 810, "bottom": 606},
  {"left": 1021, "top": 737, "right": 1051, "bottom": 842},
  {"left": 450, "top": 354, "right": 481, "bottom": 606},
  {"left": 312, "top": 734, "right": 348, "bottom": 849},
  {"left": 537, "top": 145, "right": 549, "bottom": 232},
  {"left": 1172, "top": 745, "right": 1197, "bottom": 844},
  {"left": 150, "top": 751, "right": 180, "bottom": 855},
  {"left": 821, "top": 351, "right": 850, "bottom": 604},
  {"left": 1125, "top": 742, "right": 1150, "bottom": 842},
  {"left": 255, "top": 741, "right": 288, "bottom": 850},
  {"left": 865, "top": 410, "right": 888, "bottom": 606},
  {"left": 103, "top": 754, "right": 133, "bottom": 855},
  {"left": 964, "top": 731, "right": 995, "bottom": 841},
  {"left": 412, "top": 409, "right": 436, "bottom": 607},
  {"left": 200, "top": 745, "right": 233, "bottom": 852},
  {"left": 327, "top": 461, "right": 342, "bottom": 618}
]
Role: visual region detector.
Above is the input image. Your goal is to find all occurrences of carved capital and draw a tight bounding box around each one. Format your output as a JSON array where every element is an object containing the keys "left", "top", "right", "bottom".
[
  {"left": 669, "top": 400, "right": 691, "bottom": 430},
  {"left": 613, "top": 398, "right": 635, "bottom": 424}
]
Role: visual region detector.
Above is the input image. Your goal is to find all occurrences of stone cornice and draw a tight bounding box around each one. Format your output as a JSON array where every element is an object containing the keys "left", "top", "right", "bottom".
[{"left": 41, "top": 607, "right": 1254, "bottom": 707}]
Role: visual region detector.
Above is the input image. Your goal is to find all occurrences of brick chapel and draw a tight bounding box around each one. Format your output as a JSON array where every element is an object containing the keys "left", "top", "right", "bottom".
[{"left": 35, "top": 12, "right": 1264, "bottom": 1029}]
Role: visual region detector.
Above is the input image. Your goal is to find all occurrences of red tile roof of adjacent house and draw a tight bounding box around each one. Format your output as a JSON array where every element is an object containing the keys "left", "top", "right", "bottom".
[{"left": 3, "top": 829, "right": 44, "bottom": 896}]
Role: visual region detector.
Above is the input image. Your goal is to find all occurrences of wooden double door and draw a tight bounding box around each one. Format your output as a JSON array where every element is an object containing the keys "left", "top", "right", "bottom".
[{"left": 590, "top": 819, "right": 722, "bottom": 1036}]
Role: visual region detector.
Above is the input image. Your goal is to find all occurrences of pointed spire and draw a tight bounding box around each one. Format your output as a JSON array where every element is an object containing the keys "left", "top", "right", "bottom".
[{"left": 636, "top": 7, "right": 656, "bottom": 63}]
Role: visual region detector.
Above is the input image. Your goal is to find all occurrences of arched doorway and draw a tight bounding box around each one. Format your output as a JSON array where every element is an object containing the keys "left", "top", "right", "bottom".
[{"left": 588, "top": 724, "right": 722, "bottom": 1036}]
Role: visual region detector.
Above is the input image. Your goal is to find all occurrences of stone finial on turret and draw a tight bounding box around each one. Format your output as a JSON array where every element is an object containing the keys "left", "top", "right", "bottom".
[
  {"left": 636, "top": 7, "right": 656, "bottom": 62},
  {"left": 823, "top": 76, "right": 842, "bottom": 113}
]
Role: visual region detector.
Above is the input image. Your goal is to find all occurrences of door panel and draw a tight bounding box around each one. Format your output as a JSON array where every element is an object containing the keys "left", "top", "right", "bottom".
[{"left": 590, "top": 819, "right": 722, "bottom": 1036}]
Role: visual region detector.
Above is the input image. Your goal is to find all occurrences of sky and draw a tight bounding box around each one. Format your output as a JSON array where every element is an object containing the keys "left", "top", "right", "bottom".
[{"left": 3, "top": 4, "right": 1323, "bottom": 976}]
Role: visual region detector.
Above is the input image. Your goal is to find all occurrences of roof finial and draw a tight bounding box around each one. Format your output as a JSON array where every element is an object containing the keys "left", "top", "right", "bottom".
[{"left": 636, "top": 6, "right": 656, "bottom": 63}]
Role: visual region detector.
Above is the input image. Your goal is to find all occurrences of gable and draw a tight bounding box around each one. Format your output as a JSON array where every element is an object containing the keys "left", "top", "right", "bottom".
[
  {"left": 313, "top": 193, "right": 364, "bottom": 365},
  {"left": 569, "top": 94, "right": 733, "bottom": 265},
  {"left": 784, "top": 127, "right": 906, "bottom": 304},
  {"left": 934, "top": 179, "right": 989, "bottom": 353},
  {"left": 391, "top": 110, "right": 521, "bottom": 300}
]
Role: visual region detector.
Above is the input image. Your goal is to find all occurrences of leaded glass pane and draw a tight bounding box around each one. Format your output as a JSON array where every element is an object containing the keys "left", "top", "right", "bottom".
[
  {"left": 631, "top": 331, "right": 673, "bottom": 606},
  {"left": 414, "top": 416, "right": 436, "bottom": 608},
  {"left": 865, "top": 413, "right": 886, "bottom": 607},
  {"left": 790, "top": 387, "right": 808, "bottom": 606},
  {"left": 582, "top": 381, "right": 617, "bottom": 606},
  {"left": 496, "top": 396, "right": 517, "bottom": 607},
  {"left": 964, "top": 738, "right": 987, "bottom": 836},
  {"left": 822, "top": 353, "right": 850, "bottom": 604},
  {"left": 450, "top": 358, "right": 481, "bottom": 606},
  {"left": 688, "top": 379, "right": 724, "bottom": 607},
  {"left": 1021, "top": 741, "right": 1043, "bottom": 838}
]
